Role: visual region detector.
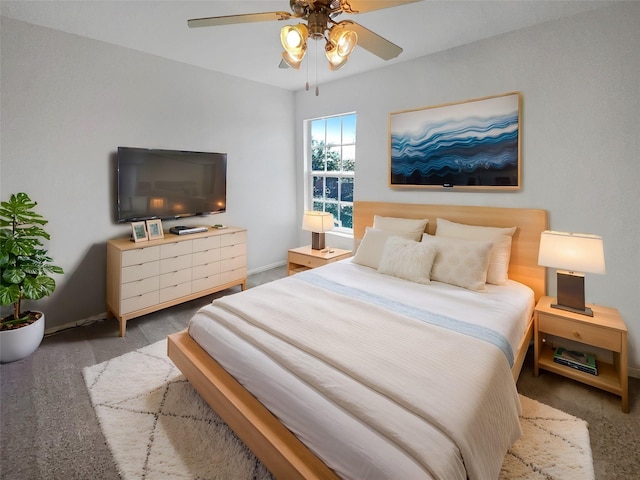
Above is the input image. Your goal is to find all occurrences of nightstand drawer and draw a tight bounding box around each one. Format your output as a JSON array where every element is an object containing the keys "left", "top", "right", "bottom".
[
  {"left": 538, "top": 313, "right": 621, "bottom": 351},
  {"left": 288, "top": 251, "right": 327, "bottom": 269}
]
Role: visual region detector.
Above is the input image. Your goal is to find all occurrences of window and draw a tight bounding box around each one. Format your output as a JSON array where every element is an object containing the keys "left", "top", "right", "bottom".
[{"left": 307, "top": 112, "right": 356, "bottom": 232}]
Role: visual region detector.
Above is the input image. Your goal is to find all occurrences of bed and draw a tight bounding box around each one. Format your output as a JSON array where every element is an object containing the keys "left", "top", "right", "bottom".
[{"left": 168, "top": 201, "right": 548, "bottom": 480}]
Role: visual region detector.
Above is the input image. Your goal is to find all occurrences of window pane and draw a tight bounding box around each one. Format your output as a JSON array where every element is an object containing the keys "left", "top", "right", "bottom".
[
  {"left": 313, "top": 200, "right": 323, "bottom": 212},
  {"left": 340, "top": 204, "right": 353, "bottom": 229},
  {"left": 327, "top": 146, "right": 341, "bottom": 172},
  {"left": 325, "top": 177, "right": 338, "bottom": 201},
  {"left": 325, "top": 203, "right": 339, "bottom": 224},
  {"left": 313, "top": 176, "right": 324, "bottom": 199},
  {"left": 342, "top": 145, "right": 355, "bottom": 172},
  {"left": 325, "top": 117, "right": 341, "bottom": 146},
  {"left": 340, "top": 178, "right": 353, "bottom": 202},
  {"left": 342, "top": 114, "right": 356, "bottom": 144},
  {"left": 310, "top": 119, "right": 325, "bottom": 144}
]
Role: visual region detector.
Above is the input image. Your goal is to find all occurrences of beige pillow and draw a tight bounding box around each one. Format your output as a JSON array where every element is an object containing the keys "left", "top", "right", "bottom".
[
  {"left": 435, "top": 218, "right": 516, "bottom": 285},
  {"left": 377, "top": 236, "right": 437, "bottom": 284},
  {"left": 373, "top": 215, "right": 428, "bottom": 241},
  {"left": 352, "top": 228, "right": 416, "bottom": 269},
  {"left": 421, "top": 234, "right": 493, "bottom": 292}
]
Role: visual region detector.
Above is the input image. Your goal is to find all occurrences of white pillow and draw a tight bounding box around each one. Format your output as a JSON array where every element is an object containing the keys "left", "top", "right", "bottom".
[
  {"left": 373, "top": 215, "right": 428, "bottom": 241},
  {"left": 352, "top": 228, "right": 416, "bottom": 270},
  {"left": 377, "top": 236, "right": 437, "bottom": 284},
  {"left": 421, "top": 234, "right": 493, "bottom": 292},
  {"left": 435, "top": 218, "right": 516, "bottom": 285}
]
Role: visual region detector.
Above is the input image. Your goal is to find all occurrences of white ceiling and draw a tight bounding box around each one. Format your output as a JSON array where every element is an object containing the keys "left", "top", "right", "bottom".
[{"left": 1, "top": 0, "right": 609, "bottom": 91}]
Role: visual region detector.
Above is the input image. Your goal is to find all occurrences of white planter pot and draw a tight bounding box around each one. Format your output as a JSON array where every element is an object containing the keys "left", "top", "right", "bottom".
[{"left": 0, "top": 312, "right": 45, "bottom": 363}]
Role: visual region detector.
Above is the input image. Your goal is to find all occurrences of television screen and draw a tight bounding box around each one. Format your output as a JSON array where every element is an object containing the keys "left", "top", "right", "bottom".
[{"left": 116, "top": 147, "right": 226, "bottom": 223}]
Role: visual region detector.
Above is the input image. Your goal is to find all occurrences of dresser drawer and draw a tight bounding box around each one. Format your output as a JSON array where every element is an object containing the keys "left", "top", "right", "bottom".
[
  {"left": 122, "top": 246, "right": 160, "bottom": 267},
  {"left": 160, "top": 254, "right": 192, "bottom": 274},
  {"left": 193, "top": 235, "right": 221, "bottom": 253},
  {"left": 193, "top": 261, "right": 220, "bottom": 281},
  {"left": 221, "top": 255, "right": 246, "bottom": 273},
  {"left": 193, "top": 274, "right": 222, "bottom": 293},
  {"left": 159, "top": 268, "right": 192, "bottom": 289},
  {"left": 193, "top": 249, "right": 221, "bottom": 266},
  {"left": 121, "top": 276, "right": 159, "bottom": 300},
  {"left": 220, "top": 230, "right": 247, "bottom": 247},
  {"left": 159, "top": 282, "right": 192, "bottom": 303},
  {"left": 121, "top": 291, "right": 159, "bottom": 314},
  {"left": 538, "top": 313, "right": 622, "bottom": 351},
  {"left": 288, "top": 251, "right": 326, "bottom": 269},
  {"left": 160, "top": 240, "right": 192, "bottom": 259},
  {"left": 121, "top": 261, "right": 159, "bottom": 283},
  {"left": 221, "top": 266, "right": 247, "bottom": 284},
  {"left": 221, "top": 243, "right": 246, "bottom": 260}
]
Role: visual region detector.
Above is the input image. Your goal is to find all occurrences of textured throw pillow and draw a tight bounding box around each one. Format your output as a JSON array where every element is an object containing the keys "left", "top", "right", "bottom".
[
  {"left": 421, "top": 234, "right": 493, "bottom": 292},
  {"left": 435, "top": 218, "right": 516, "bottom": 285},
  {"left": 352, "top": 228, "right": 416, "bottom": 270},
  {"left": 377, "top": 236, "right": 437, "bottom": 284},
  {"left": 373, "top": 215, "right": 429, "bottom": 241}
]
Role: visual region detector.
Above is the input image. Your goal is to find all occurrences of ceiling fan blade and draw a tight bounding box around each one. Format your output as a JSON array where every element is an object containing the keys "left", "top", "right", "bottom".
[
  {"left": 188, "top": 11, "right": 291, "bottom": 28},
  {"left": 347, "top": 22, "right": 403, "bottom": 60},
  {"left": 340, "top": 0, "right": 420, "bottom": 14}
]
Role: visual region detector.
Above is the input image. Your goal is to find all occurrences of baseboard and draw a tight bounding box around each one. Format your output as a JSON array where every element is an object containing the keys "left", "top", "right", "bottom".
[
  {"left": 44, "top": 312, "right": 107, "bottom": 336},
  {"left": 247, "top": 260, "right": 286, "bottom": 275},
  {"left": 629, "top": 366, "right": 640, "bottom": 379}
]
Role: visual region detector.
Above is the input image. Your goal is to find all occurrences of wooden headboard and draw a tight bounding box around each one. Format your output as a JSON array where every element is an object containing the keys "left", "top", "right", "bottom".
[{"left": 353, "top": 201, "right": 548, "bottom": 301}]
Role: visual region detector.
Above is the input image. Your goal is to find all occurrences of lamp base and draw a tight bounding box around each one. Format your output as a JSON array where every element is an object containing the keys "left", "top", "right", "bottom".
[
  {"left": 311, "top": 232, "right": 326, "bottom": 250},
  {"left": 555, "top": 270, "right": 593, "bottom": 316},
  {"left": 550, "top": 303, "right": 594, "bottom": 317}
]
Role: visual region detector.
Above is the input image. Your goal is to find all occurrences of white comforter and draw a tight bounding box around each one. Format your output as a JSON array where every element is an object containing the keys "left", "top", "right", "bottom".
[{"left": 190, "top": 261, "right": 529, "bottom": 479}]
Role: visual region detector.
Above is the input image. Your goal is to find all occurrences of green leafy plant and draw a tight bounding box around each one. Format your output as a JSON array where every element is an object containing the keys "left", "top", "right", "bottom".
[{"left": 0, "top": 193, "right": 63, "bottom": 329}]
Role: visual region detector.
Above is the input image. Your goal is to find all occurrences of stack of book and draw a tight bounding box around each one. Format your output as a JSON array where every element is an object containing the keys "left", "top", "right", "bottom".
[{"left": 553, "top": 347, "right": 598, "bottom": 375}]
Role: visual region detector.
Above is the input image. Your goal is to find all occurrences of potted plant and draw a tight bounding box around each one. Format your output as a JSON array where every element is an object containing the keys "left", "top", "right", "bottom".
[{"left": 0, "top": 193, "right": 63, "bottom": 363}]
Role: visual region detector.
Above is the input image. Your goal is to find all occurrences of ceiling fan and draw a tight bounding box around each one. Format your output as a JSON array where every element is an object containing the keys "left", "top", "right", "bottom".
[{"left": 188, "top": 1, "right": 419, "bottom": 72}]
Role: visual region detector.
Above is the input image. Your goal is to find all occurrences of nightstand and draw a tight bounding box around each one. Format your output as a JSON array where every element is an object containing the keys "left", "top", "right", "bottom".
[
  {"left": 287, "top": 245, "right": 352, "bottom": 276},
  {"left": 534, "top": 295, "right": 628, "bottom": 412}
]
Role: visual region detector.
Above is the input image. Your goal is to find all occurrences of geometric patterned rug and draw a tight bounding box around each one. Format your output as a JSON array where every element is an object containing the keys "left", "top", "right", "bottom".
[{"left": 83, "top": 339, "right": 594, "bottom": 480}]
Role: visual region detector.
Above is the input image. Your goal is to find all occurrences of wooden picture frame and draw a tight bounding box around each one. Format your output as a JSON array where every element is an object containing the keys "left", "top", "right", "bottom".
[
  {"left": 146, "top": 219, "right": 164, "bottom": 240},
  {"left": 389, "top": 92, "right": 521, "bottom": 190},
  {"left": 130, "top": 221, "right": 148, "bottom": 243}
]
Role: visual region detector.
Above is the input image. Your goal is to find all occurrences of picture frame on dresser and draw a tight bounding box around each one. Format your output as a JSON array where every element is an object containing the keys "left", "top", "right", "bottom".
[
  {"left": 130, "top": 221, "right": 148, "bottom": 243},
  {"left": 146, "top": 219, "right": 164, "bottom": 240}
]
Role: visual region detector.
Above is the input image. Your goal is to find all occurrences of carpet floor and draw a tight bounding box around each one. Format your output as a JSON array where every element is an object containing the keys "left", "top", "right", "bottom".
[{"left": 83, "top": 339, "right": 594, "bottom": 480}]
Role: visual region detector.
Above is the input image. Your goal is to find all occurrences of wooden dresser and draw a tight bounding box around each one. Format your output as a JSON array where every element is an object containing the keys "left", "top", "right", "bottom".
[{"left": 107, "top": 226, "right": 246, "bottom": 336}]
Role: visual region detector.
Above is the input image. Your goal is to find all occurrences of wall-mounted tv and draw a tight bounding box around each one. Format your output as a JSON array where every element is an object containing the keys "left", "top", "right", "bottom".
[{"left": 116, "top": 147, "right": 226, "bottom": 223}]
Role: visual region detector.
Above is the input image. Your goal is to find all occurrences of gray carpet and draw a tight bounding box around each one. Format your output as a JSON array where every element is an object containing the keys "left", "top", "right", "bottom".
[{"left": 1, "top": 266, "right": 638, "bottom": 479}]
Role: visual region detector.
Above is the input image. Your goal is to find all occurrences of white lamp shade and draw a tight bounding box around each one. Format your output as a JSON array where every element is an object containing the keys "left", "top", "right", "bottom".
[
  {"left": 538, "top": 230, "right": 606, "bottom": 274},
  {"left": 302, "top": 211, "right": 334, "bottom": 233}
]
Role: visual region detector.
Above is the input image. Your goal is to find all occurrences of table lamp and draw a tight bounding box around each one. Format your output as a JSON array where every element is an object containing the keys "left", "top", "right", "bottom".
[
  {"left": 302, "top": 211, "right": 334, "bottom": 250},
  {"left": 537, "top": 230, "right": 606, "bottom": 316}
]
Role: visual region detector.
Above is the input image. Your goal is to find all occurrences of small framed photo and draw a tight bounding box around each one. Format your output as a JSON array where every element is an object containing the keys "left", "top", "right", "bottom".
[
  {"left": 131, "top": 221, "right": 148, "bottom": 243},
  {"left": 146, "top": 219, "right": 164, "bottom": 240}
]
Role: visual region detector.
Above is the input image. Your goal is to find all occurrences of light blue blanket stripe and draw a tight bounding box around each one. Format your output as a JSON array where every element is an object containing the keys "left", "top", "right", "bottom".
[{"left": 298, "top": 271, "right": 514, "bottom": 366}]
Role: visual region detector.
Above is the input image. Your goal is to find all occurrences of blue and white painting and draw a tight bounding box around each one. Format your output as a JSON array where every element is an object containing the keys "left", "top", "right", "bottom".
[{"left": 390, "top": 93, "right": 520, "bottom": 189}]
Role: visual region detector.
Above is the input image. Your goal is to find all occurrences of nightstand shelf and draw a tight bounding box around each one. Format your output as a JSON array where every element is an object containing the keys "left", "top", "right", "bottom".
[
  {"left": 287, "top": 246, "right": 352, "bottom": 275},
  {"left": 534, "top": 295, "right": 628, "bottom": 413}
]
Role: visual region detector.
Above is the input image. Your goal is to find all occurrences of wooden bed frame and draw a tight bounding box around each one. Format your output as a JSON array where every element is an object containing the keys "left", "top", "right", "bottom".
[{"left": 168, "top": 202, "right": 548, "bottom": 480}]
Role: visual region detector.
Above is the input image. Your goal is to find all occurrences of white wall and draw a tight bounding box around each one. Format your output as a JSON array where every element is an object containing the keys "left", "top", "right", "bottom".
[
  {"left": 295, "top": 3, "right": 640, "bottom": 372},
  {"left": 1, "top": 17, "right": 298, "bottom": 330}
]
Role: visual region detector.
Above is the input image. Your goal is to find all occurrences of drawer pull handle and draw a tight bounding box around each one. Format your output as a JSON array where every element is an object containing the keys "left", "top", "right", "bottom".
[{"left": 573, "top": 331, "right": 581, "bottom": 338}]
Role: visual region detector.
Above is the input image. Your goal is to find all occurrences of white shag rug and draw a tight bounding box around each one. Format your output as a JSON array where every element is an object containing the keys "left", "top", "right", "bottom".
[{"left": 83, "top": 340, "right": 594, "bottom": 480}]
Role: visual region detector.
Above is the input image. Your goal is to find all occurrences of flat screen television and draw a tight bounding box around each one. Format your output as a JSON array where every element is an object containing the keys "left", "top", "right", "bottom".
[{"left": 116, "top": 147, "right": 226, "bottom": 223}]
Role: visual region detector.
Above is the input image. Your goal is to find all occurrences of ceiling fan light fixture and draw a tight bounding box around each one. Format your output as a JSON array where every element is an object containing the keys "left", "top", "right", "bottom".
[
  {"left": 280, "top": 23, "right": 309, "bottom": 56},
  {"left": 325, "top": 42, "right": 349, "bottom": 70},
  {"left": 329, "top": 23, "right": 358, "bottom": 58},
  {"left": 281, "top": 50, "right": 305, "bottom": 70}
]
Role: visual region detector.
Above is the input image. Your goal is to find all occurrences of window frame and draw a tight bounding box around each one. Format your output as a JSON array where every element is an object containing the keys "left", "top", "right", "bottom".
[{"left": 304, "top": 112, "right": 356, "bottom": 235}]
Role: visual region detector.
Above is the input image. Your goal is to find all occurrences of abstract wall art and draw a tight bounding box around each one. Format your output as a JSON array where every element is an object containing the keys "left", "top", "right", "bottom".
[{"left": 389, "top": 92, "right": 521, "bottom": 190}]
